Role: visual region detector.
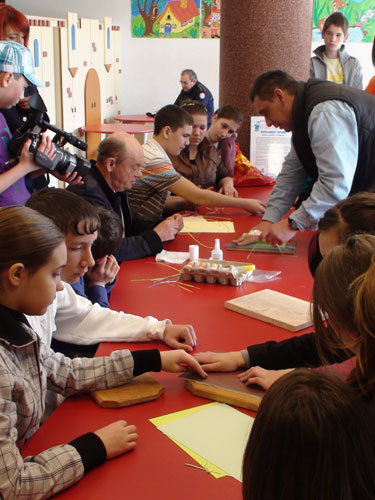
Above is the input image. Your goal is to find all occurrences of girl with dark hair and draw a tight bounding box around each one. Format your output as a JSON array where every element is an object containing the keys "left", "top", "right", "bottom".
[
  {"left": 242, "top": 369, "right": 375, "bottom": 500},
  {"left": 0, "top": 205, "right": 205, "bottom": 498},
  {"left": 170, "top": 101, "right": 237, "bottom": 197}
]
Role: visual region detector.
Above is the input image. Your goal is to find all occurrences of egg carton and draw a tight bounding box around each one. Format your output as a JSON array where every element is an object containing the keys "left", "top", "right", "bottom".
[{"left": 181, "top": 259, "right": 255, "bottom": 286}]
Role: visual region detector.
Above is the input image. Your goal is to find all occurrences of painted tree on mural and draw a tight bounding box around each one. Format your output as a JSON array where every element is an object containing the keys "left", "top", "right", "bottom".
[
  {"left": 202, "top": 0, "right": 215, "bottom": 24},
  {"left": 135, "top": 0, "right": 163, "bottom": 36},
  {"left": 313, "top": 0, "right": 375, "bottom": 42}
]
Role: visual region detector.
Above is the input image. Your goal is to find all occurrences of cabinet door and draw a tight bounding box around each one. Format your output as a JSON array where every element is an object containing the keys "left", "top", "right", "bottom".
[
  {"left": 40, "top": 26, "right": 56, "bottom": 124},
  {"left": 84, "top": 68, "right": 101, "bottom": 160}
]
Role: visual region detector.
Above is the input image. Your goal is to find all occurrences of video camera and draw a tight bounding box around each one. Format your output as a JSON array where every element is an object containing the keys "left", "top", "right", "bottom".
[{"left": 8, "top": 93, "right": 91, "bottom": 178}]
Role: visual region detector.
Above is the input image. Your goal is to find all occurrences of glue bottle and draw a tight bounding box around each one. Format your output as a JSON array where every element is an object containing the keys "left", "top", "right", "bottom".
[{"left": 210, "top": 238, "right": 223, "bottom": 260}]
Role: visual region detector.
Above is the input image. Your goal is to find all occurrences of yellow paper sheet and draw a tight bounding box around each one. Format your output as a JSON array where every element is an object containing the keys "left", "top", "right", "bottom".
[
  {"left": 150, "top": 403, "right": 226, "bottom": 478},
  {"left": 180, "top": 216, "right": 235, "bottom": 233},
  {"left": 150, "top": 403, "right": 254, "bottom": 481}
]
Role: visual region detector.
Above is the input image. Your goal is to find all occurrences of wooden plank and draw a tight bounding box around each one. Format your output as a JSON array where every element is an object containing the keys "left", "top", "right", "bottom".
[
  {"left": 225, "top": 288, "right": 312, "bottom": 332},
  {"left": 184, "top": 380, "right": 261, "bottom": 411},
  {"left": 181, "top": 371, "right": 264, "bottom": 411},
  {"left": 90, "top": 373, "right": 164, "bottom": 408}
]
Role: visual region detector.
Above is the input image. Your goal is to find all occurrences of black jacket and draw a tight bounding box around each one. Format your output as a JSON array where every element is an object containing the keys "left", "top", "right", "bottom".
[
  {"left": 292, "top": 79, "right": 375, "bottom": 193},
  {"left": 247, "top": 332, "right": 352, "bottom": 370},
  {"left": 67, "top": 162, "right": 163, "bottom": 262}
]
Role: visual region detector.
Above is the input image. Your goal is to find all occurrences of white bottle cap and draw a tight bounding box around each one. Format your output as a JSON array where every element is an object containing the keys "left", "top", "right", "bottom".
[{"left": 189, "top": 245, "right": 199, "bottom": 261}]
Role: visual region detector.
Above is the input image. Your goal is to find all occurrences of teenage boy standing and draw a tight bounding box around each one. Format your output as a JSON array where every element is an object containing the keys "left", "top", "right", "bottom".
[{"left": 310, "top": 12, "right": 362, "bottom": 89}]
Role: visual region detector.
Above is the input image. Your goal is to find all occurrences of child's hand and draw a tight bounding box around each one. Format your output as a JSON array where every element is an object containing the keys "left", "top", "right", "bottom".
[
  {"left": 163, "top": 324, "right": 197, "bottom": 352},
  {"left": 237, "top": 366, "right": 293, "bottom": 390},
  {"left": 194, "top": 351, "right": 245, "bottom": 372},
  {"left": 160, "top": 349, "right": 207, "bottom": 378},
  {"left": 219, "top": 184, "right": 238, "bottom": 197},
  {"left": 86, "top": 255, "right": 120, "bottom": 287},
  {"left": 218, "top": 179, "right": 238, "bottom": 198},
  {"left": 94, "top": 420, "right": 138, "bottom": 459},
  {"left": 241, "top": 198, "right": 267, "bottom": 215}
]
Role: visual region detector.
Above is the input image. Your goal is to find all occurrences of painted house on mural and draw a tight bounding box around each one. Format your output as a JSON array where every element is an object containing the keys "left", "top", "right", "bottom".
[{"left": 157, "top": 0, "right": 199, "bottom": 35}]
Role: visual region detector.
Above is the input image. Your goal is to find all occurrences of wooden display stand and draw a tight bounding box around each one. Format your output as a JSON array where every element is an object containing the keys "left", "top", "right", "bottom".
[{"left": 90, "top": 373, "right": 164, "bottom": 408}]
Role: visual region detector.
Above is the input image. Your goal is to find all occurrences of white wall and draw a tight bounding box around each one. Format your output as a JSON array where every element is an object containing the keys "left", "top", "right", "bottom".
[
  {"left": 11, "top": 0, "right": 220, "bottom": 115},
  {"left": 10, "top": 1, "right": 374, "bottom": 115}
]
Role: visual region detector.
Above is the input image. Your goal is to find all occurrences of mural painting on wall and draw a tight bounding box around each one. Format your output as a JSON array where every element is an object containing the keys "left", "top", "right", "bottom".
[
  {"left": 201, "top": 0, "right": 220, "bottom": 38},
  {"left": 313, "top": 0, "right": 375, "bottom": 42},
  {"left": 132, "top": 0, "right": 200, "bottom": 38}
]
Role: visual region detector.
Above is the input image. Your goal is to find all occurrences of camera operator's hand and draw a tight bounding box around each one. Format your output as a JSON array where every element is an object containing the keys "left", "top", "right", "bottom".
[
  {"left": 19, "top": 137, "right": 52, "bottom": 175},
  {"left": 18, "top": 95, "right": 32, "bottom": 110},
  {"left": 51, "top": 170, "right": 83, "bottom": 185}
]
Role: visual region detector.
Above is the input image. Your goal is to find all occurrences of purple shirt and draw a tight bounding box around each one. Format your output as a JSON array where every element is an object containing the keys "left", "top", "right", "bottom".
[{"left": 0, "top": 112, "right": 30, "bottom": 207}]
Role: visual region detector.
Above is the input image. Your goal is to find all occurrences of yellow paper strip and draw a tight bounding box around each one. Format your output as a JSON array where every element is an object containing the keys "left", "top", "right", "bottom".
[{"left": 181, "top": 216, "right": 235, "bottom": 233}]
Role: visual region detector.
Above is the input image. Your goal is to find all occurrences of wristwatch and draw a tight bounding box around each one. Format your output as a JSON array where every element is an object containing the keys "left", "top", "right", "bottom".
[{"left": 288, "top": 217, "right": 299, "bottom": 231}]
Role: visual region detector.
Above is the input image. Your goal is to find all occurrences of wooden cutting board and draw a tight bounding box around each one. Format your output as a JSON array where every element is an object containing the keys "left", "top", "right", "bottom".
[
  {"left": 225, "top": 288, "right": 313, "bottom": 332},
  {"left": 90, "top": 373, "right": 165, "bottom": 408},
  {"left": 180, "top": 371, "right": 264, "bottom": 411}
]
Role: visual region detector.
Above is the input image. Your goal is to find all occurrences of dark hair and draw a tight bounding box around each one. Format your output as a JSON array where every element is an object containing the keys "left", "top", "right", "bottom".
[
  {"left": 0, "top": 206, "right": 64, "bottom": 274},
  {"left": 180, "top": 100, "right": 208, "bottom": 117},
  {"left": 318, "top": 192, "right": 375, "bottom": 241},
  {"left": 214, "top": 104, "right": 242, "bottom": 124},
  {"left": 243, "top": 369, "right": 375, "bottom": 500},
  {"left": 250, "top": 70, "right": 299, "bottom": 102},
  {"left": 26, "top": 188, "right": 100, "bottom": 237},
  {"left": 372, "top": 35, "right": 375, "bottom": 67},
  {"left": 322, "top": 12, "right": 349, "bottom": 36},
  {"left": 91, "top": 206, "right": 123, "bottom": 260},
  {"left": 97, "top": 135, "right": 127, "bottom": 164},
  {"left": 314, "top": 234, "right": 375, "bottom": 398},
  {"left": 154, "top": 104, "right": 193, "bottom": 135},
  {"left": 181, "top": 69, "right": 197, "bottom": 81},
  {"left": 0, "top": 5, "right": 30, "bottom": 46}
]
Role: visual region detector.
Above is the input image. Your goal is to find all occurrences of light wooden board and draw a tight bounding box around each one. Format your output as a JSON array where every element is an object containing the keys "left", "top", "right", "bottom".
[
  {"left": 225, "top": 288, "right": 313, "bottom": 332},
  {"left": 90, "top": 373, "right": 164, "bottom": 408}
]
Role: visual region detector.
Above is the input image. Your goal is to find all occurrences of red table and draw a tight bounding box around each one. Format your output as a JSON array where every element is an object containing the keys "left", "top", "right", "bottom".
[
  {"left": 80, "top": 123, "right": 154, "bottom": 148},
  {"left": 114, "top": 114, "right": 155, "bottom": 123},
  {"left": 21, "top": 187, "right": 315, "bottom": 499},
  {"left": 80, "top": 123, "right": 154, "bottom": 135}
]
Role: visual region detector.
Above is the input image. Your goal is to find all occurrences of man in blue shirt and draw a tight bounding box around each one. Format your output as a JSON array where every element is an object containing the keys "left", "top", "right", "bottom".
[
  {"left": 235, "top": 70, "right": 375, "bottom": 246},
  {"left": 174, "top": 69, "right": 214, "bottom": 125}
]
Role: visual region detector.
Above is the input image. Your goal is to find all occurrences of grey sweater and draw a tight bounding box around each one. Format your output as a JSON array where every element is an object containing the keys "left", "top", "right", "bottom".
[{"left": 310, "top": 44, "right": 363, "bottom": 89}]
